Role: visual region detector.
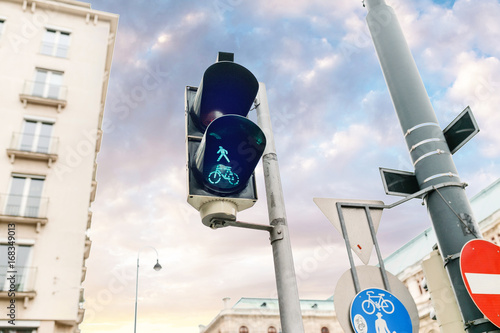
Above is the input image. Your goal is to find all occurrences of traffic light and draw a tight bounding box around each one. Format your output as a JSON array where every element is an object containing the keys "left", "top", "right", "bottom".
[
  {"left": 186, "top": 52, "right": 266, "bottom": 227},
  {"left": 421, "top": 249, "right": 464, "bottom": 332}
]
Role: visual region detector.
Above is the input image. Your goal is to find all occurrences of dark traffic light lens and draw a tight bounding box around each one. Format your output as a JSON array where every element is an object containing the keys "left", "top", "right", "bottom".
[{"left": 192, "top": 61, "right": 259, "bottom": 130}]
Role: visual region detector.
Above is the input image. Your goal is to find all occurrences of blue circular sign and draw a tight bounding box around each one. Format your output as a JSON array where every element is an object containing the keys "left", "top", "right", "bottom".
[{"left": 350, "top": 287, "right": 412, "bottom": 333}]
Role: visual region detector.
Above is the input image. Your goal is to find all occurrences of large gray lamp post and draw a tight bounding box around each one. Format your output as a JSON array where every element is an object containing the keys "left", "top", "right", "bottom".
[{"left": 134, "top": 246, "right": 162, "bottom": 333}]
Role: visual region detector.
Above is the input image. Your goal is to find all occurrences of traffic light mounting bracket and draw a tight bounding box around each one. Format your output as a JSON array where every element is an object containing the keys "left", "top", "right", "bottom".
[
  {"left": 209, "top": 219, "right": 272, "bottom": 231},
  {"left": 209, "top": 219, "right": 284, "bottom": 243}
]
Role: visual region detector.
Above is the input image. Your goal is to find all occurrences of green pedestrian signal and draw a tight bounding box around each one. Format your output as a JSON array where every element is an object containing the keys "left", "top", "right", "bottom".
[{"left": 185, "top": 52, "right": 266, "bottom": 226}]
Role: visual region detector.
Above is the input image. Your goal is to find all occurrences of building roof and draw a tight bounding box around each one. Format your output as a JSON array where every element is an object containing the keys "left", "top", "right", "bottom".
[
  {"left": 233, "top": 297, "right": 334, "bottom": 311},
  {"left": 470, "top": 178, "right": 500, "bottom": 223},
  {"left": 383, "top": 178, "right": 500, "bottom": 276},
  {"left": 383, "top": 227, "right": 436, "bottom": 277},
  {"left": 54, "top": 0, "right": 91, "bottom": 8}
]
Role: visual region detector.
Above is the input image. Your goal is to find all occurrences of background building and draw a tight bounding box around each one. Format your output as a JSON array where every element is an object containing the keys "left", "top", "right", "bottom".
[
  {"left": 201, "top": 179, "right": 500, "bottom": 333},
  {"left": 0, "top": 0, "right": 117, "bottom": 332},
  {"left": 201, "top": 297, "right": 339, "bottom": 333}
]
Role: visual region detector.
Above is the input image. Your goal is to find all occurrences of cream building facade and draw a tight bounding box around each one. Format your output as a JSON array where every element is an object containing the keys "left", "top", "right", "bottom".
[
  {"left": 201, "top": 179, "right": 500, "bottom": 333},
  {"left": 201, "top": 298, "right": 341, "bottom": 333},
  {"left": 0, "top": 0, "right": 117, "bottom": 332}
]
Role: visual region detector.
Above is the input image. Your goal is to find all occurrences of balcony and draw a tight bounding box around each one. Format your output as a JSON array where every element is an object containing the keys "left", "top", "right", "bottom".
[
  {"left": 0, "top": 266, "right": 37, "bottom": 306},
  {"left": 87, "top": 210, "right": 92, "bottom": 229},
  {"left": 77, "top": 287, "right": 85, "bottom": 323},
  {"left": 40, "top": 41, "right": 69, "bottom": 59},
  {"left": 0, "top": 194, "right": 49, "bottom": 230},
  {"left": 81, "top": 266, "right": 87, "bottom": 283},
  {"left": 77, "top": 307, "right": 85, "bottom": 324},
  {"left": 90, "top": 180, "right": 97, "bottom": 203},
  {"left": 84, "top": 236, "right": 91, "bottom": 260},
  {"left": 6, "top": 132, "right": 59, "bottom": 167},
  {"left": 19, "top": 80, "right": 67, "bottom": 112}
]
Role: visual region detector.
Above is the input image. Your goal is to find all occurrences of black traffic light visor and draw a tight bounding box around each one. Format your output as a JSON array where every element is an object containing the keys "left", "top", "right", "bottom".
[{"left": 192, "top": 61, "right": 259, "bottom": 130}]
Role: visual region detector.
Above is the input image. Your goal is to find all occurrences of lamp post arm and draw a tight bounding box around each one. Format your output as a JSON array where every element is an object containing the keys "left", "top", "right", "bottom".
[{"left": 137, "top": 245, "right": 160, "bottom": 260}]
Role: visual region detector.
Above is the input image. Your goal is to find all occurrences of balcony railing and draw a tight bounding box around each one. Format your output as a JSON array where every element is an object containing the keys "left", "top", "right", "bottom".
[
  {"left": 0, "top": 266, "right": 37, "bottom": 293},
  {"left": 19, "top": 80, "right": 67, "bottom": 111},
  {"left": 7, "top": 132, "right": 59, "bottom": 166},
  {"left": 0, "top": 193, "right": 48, "bottom": 219},
  {"left": 21, "top": 80, "right": 67, "bottom": 100},
  {"left": 40, "top": 41, "right": 69, "bottom": 58},
  {"left": 9, "top": 132, "right": 59, "bottom": 155}
]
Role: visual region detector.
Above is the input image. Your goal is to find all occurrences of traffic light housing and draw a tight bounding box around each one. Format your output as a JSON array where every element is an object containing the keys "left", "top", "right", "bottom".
[
  {"left": 186, "top": 53, "right": 266, "bottom": 227},
  {"left": 421, "top": 249, "right": 464, "bottom": 332}
]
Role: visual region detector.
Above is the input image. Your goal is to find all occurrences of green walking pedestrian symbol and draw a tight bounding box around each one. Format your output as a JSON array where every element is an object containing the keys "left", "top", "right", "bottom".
[
  {"left": 217, "top": 146, "right": 230, "bottom": 163},
  {"left": 209, "top": 146, "right": 239, "bottom": 187}
]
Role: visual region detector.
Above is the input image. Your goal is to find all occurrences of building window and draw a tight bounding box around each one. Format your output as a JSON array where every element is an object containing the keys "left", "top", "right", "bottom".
[
  {"left": 0, "top": 244, "right": 32, "bottom": 292},
  {"left": 490, "top": 232, "right": 500, "bottom": 245},
  {"left": 40, "top": 28, "right": 70, "bottom": 58},
  {"left": 321, "top": 328, "right": 329, "bottom": 333},
  {"left": 5, "top": 175, "right": 45, "bottom": 217},
  {"left": 239, "top": 326, "right": 249, "bottom": 333},
  {"left": 268, "top": 327, "right": 277, "bottom": 333},
  {"left": 19, "top": 119, "right": 54, "bottom": 154},
  {"left": 32, "top": 68, "right": 64, "bottom": 100}
]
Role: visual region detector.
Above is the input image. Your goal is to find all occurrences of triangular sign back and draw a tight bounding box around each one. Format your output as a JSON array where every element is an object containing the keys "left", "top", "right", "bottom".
[{"left": 313, "top": 198, "right": 384, "bottom": 265}]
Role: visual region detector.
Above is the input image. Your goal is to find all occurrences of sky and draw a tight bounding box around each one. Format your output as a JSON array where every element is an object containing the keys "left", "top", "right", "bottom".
[{"left": 80, "top": 0, "right": 500, "bottom": 332}]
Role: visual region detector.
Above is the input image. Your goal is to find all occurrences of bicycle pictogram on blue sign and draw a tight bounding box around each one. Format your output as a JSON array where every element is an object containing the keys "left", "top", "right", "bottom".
[
  {"left": 350, "top": 288, "right": 412, "bottom": 333},
  {"left": 362, "top": 290, "right": 395, "bottom": 315}
]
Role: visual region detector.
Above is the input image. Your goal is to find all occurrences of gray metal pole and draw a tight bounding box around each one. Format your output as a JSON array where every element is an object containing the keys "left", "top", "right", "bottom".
[
  {"left": 134, "top": 256, "right": 139, "bottom": 333},
  {"left": 364, "top": 1, "right": 497, "bottom": 331},
  {"left": 255, "top": 82, "right": 305, "bottom": 333},
  {"left": 336, "top": 203, "right": 361, "bottom": 294},
  {"left": 364, "top": 206, "right": 391, "bottom": 292}
]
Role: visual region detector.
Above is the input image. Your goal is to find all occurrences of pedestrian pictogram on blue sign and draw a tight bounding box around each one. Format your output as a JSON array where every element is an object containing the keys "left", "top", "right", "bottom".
[{"left": 350, "top": 288, "right": 412, "bottom": 333}]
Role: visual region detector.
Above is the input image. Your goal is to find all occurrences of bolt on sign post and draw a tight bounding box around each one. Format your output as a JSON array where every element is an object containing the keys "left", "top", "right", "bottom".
[{"left": 363, "top": 0, "right": 497, "bottom": 331}]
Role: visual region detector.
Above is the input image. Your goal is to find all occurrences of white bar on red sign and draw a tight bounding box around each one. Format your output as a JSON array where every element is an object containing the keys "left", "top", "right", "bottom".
[{"left": 465, "top": 273, "right": 500, "bottom": 295}]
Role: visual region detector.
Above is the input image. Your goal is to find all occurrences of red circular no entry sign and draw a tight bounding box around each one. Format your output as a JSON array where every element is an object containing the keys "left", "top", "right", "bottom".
[{"left": 460, "top": 239, "right": 500, "bottom": 328}]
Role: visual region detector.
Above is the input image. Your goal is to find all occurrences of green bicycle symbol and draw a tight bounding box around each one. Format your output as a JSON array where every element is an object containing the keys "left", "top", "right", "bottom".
[{"left": 208, "top": 164, "right": 240, "bottom": 186}]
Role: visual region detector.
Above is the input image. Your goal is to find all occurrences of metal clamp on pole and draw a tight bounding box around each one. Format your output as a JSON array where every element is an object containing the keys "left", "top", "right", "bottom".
[
  {"left": 464, "top": 318, "right": 494, "bottom": 330},
  {"left": 270, "top": 224, "right": 284, "bottom": 243},
  {"left": 443, "top": 252, "right": 460, "bottom": 267},
  {"left": 384, "top": 182, "right": 467, "bottom": 209}
]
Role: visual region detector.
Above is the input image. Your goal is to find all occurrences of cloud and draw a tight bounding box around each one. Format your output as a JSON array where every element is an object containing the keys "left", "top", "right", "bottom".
[
  {"left": 444, "top": 53, "right": 500, "bottom": 157},
  {"left": 320, "top": 124, "right": 375, "bottom": 160},
  {"left": 251, "top": 0, "right": 358, "bottom": 19},
  {"left": 80, "top": 0, "right": 500, "bottom": 331}
]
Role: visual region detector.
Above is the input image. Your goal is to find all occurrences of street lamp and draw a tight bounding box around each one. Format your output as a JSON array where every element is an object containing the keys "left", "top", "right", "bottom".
[{"left": 134, "top": 246, "right": 162, "bottom": 333}]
